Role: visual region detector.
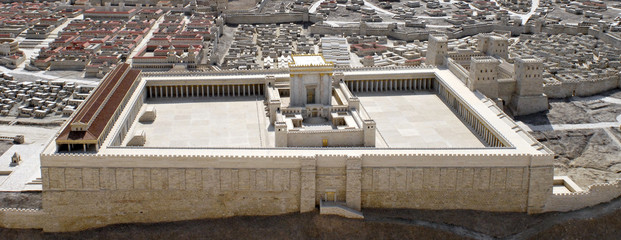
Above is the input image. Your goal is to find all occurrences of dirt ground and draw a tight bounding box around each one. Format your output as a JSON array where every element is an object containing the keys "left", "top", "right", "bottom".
[
  {"left": 531, "top": 129, "right": 621, "bottom": 188},
  {"left": 516, "top": 96, "right": 621, "bottom": 125},
  {"left": 0, "top": 142, "right": 11, "bottom": 156},
  {"left": 517, "top": 89, "right": 621, "bottom": 188}
]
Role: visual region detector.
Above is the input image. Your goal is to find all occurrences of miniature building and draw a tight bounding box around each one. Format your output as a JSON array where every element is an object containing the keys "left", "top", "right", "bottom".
[
  {"left": 430, "top": 34, "right": 549, "bottom": 116},
  {"left": 510, "top": 58, "right": 549, "bottom": 115},
  {"left": 425, "top": 34, "right": 448, "bottom": 66},
  {"left": 468, "top": 56, "right": 500, "bottom": 99},
  {"left": 271, "top": 54, "right": 376, "bottom": 147},
  {"left": 11, "top": 152, "right": 21, "bottom": 165},
  {"left": 13, "top": 135, "right": 24, "bottom": 144},
  {"left": 40, "top": 59, "right": 554, "bottom": 232}
]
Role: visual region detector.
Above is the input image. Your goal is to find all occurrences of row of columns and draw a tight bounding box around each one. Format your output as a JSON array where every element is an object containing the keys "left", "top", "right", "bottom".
[
  {"left": 438, "top": 83, "right": 504, "bottom": 148},
  {"left": 147, "top": 84, "right": 264, "bottom": 98},
  {"left": 346, "top": 78, "right": 434, "bottom": 92}
]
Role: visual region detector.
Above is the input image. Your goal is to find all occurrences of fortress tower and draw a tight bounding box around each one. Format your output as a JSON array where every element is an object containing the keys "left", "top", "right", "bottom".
[
  {"left": 477, "top": 34, "right": 509, "bottom": 60},
  {"left": 425, "top": 34, "right": 448, "bottom": 66},
  {"left": 468, "top": 56, "right": 500, "bottom": 99},
  {"left": 510, "top": 57, "right": 549, "bottom": 116}
]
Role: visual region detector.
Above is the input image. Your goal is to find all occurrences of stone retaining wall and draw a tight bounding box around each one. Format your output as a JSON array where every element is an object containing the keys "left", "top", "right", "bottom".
[{"left": 544, "top": 179, "right": 621, "bottom": 212}]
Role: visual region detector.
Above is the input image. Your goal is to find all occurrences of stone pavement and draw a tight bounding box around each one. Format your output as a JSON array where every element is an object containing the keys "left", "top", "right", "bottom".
[
  {"left": 127, "top": 96, "right": 270, "bottom": 148},
  {"left": 0, "top": 125, "right": 60, "bottom": 191},
  {"left": 357, "top": 92, "right": 485, "bottom": 148}
]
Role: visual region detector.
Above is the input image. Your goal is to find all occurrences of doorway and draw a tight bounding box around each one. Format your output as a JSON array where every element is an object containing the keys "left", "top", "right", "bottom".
[
  {"left": 324, "top": 190, "right": 336, "bottom": 202},
  {"left": 306, "top": 87, "right": 315, "bottom": 104}
]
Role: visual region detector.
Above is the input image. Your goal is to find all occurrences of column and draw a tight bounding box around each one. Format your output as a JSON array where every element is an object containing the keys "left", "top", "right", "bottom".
[
  {"left": 300, "top": 158, "right": 317, "bottom": 213},
  {"left": 346, "top": 157, "right": 362, "bottom": 211}
]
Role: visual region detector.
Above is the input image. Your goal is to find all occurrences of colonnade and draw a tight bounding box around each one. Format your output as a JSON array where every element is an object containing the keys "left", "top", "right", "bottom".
[
  {"left": 345, "top": 78, "right": 435, "bottom": 92},
  {"left": 147, "top": 84, "right": 264, "bottom": 98},
  {"left": 437, "top": 83, "right": 505, "bottom": 148}
]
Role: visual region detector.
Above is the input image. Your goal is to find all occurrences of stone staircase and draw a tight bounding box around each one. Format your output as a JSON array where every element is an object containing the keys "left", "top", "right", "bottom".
[
  {"left": 319, "top": 200, "right": 364, "bottom": 219},
  {"left": 26, "top": 178, "right": 42, "bottom": 185}
]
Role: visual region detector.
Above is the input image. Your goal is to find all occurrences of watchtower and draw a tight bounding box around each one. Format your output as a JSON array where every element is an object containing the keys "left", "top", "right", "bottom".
[
  {"left": 468, "top": 56, "right": 500, "bottom": 99},
  {"left": 425, "top": 34, "right": 448, "bottom": 66}
]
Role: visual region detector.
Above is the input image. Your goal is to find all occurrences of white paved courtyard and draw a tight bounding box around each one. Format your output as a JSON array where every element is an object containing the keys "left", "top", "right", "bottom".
[
  {"left": 357, "top": 92, "right": 486, "bottom": 148},
  {"left": 0, "top": 125, "right": 60, "bottom": 191},
  {"left": 127, "top": 96, "right": 271, "bottom": 148}
]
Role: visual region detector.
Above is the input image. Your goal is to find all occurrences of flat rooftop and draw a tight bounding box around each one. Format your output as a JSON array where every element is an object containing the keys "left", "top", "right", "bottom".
[
  {"left": 291, "top": 55, "right": 327, "bottom": 66},
  {"left": 124, "top": 96, "right": 272, "bottom": 148},
  {"left": 357, "top": 92, "right": 486, "bottom": 148}
]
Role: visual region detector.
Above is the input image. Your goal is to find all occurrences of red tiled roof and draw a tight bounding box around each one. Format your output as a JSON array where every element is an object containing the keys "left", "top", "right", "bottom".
[{"left": 57, "top": 64, "right": 140, "bottom": 143}]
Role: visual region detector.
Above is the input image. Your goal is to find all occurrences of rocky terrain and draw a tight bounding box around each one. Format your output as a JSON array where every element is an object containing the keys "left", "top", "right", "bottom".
[{"left": 517, "top": 89, "right": 621, "bottom": 188}]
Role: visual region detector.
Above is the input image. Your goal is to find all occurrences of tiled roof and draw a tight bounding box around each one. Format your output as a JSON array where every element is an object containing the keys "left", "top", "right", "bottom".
[{"left": 57, "top": 63, "right": 140, "bottom": 143}]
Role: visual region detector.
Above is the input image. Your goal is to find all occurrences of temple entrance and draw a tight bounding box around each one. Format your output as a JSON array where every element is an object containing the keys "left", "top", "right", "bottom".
[
  {"left": 324, "top": 190, "right": 336, "bottom": 201},
  {"left": 306, "top": 87, "right": 315, "bottom": 104}
]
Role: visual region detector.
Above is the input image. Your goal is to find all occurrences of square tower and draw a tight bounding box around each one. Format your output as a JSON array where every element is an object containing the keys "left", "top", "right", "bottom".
[
  {"left": 468, "top": 56, "right": 500, "bottom": 99},
  {"left": 425, "top": 34, "right": 448, "bottom": 66},
  {"left": 514, "top": 57, "right": 544, "bottom": 96},
  {"left": 477, "top": 34, "right": 509, "bottom": 59},
  {"left": 510, "top": 57, "right": 548, "bottom": 116}
]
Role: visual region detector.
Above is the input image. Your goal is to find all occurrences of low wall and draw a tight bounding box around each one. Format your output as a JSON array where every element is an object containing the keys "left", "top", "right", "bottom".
[
  {"left": 0, "top": 208, "right": 46, "bottom": 229},
  {"left": 544, "top": 179, "right": 621, "bottom": 212},
  {"left": 447, "top": 58, "right": 469, "bottom": 84},
  {"left": 287, "top": 129, "right": 364, "bottom": 147},
  {"left": 544, "top": 75, "right": 620, "bottom": 98}
]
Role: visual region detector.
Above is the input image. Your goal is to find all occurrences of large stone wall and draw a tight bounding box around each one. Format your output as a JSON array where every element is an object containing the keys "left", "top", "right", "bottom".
[
  {"left": 37, "top": 152, "right": 552, "bottom": 231},
  {"left": 360, "top": 166, "right": 530, "bottom": 211},
  {"left": 42, "top": 166, "right": 302, "bottom": 232}
]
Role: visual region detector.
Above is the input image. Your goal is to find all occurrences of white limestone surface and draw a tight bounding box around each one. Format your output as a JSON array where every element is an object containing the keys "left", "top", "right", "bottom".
[
  {"left": 357, "top": 92, "right": 485, "bottom": 148},
  {"left": 0, "top": 125, "right": 59, "bottom": 191},
  {"left": 127, "top": 96, "right": 270, "bottom": 148}
]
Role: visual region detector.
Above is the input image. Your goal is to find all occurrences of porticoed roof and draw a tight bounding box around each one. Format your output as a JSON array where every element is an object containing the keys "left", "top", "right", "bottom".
[{"left": 56, "top": 63, "right": 140, "bottom": 143}]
